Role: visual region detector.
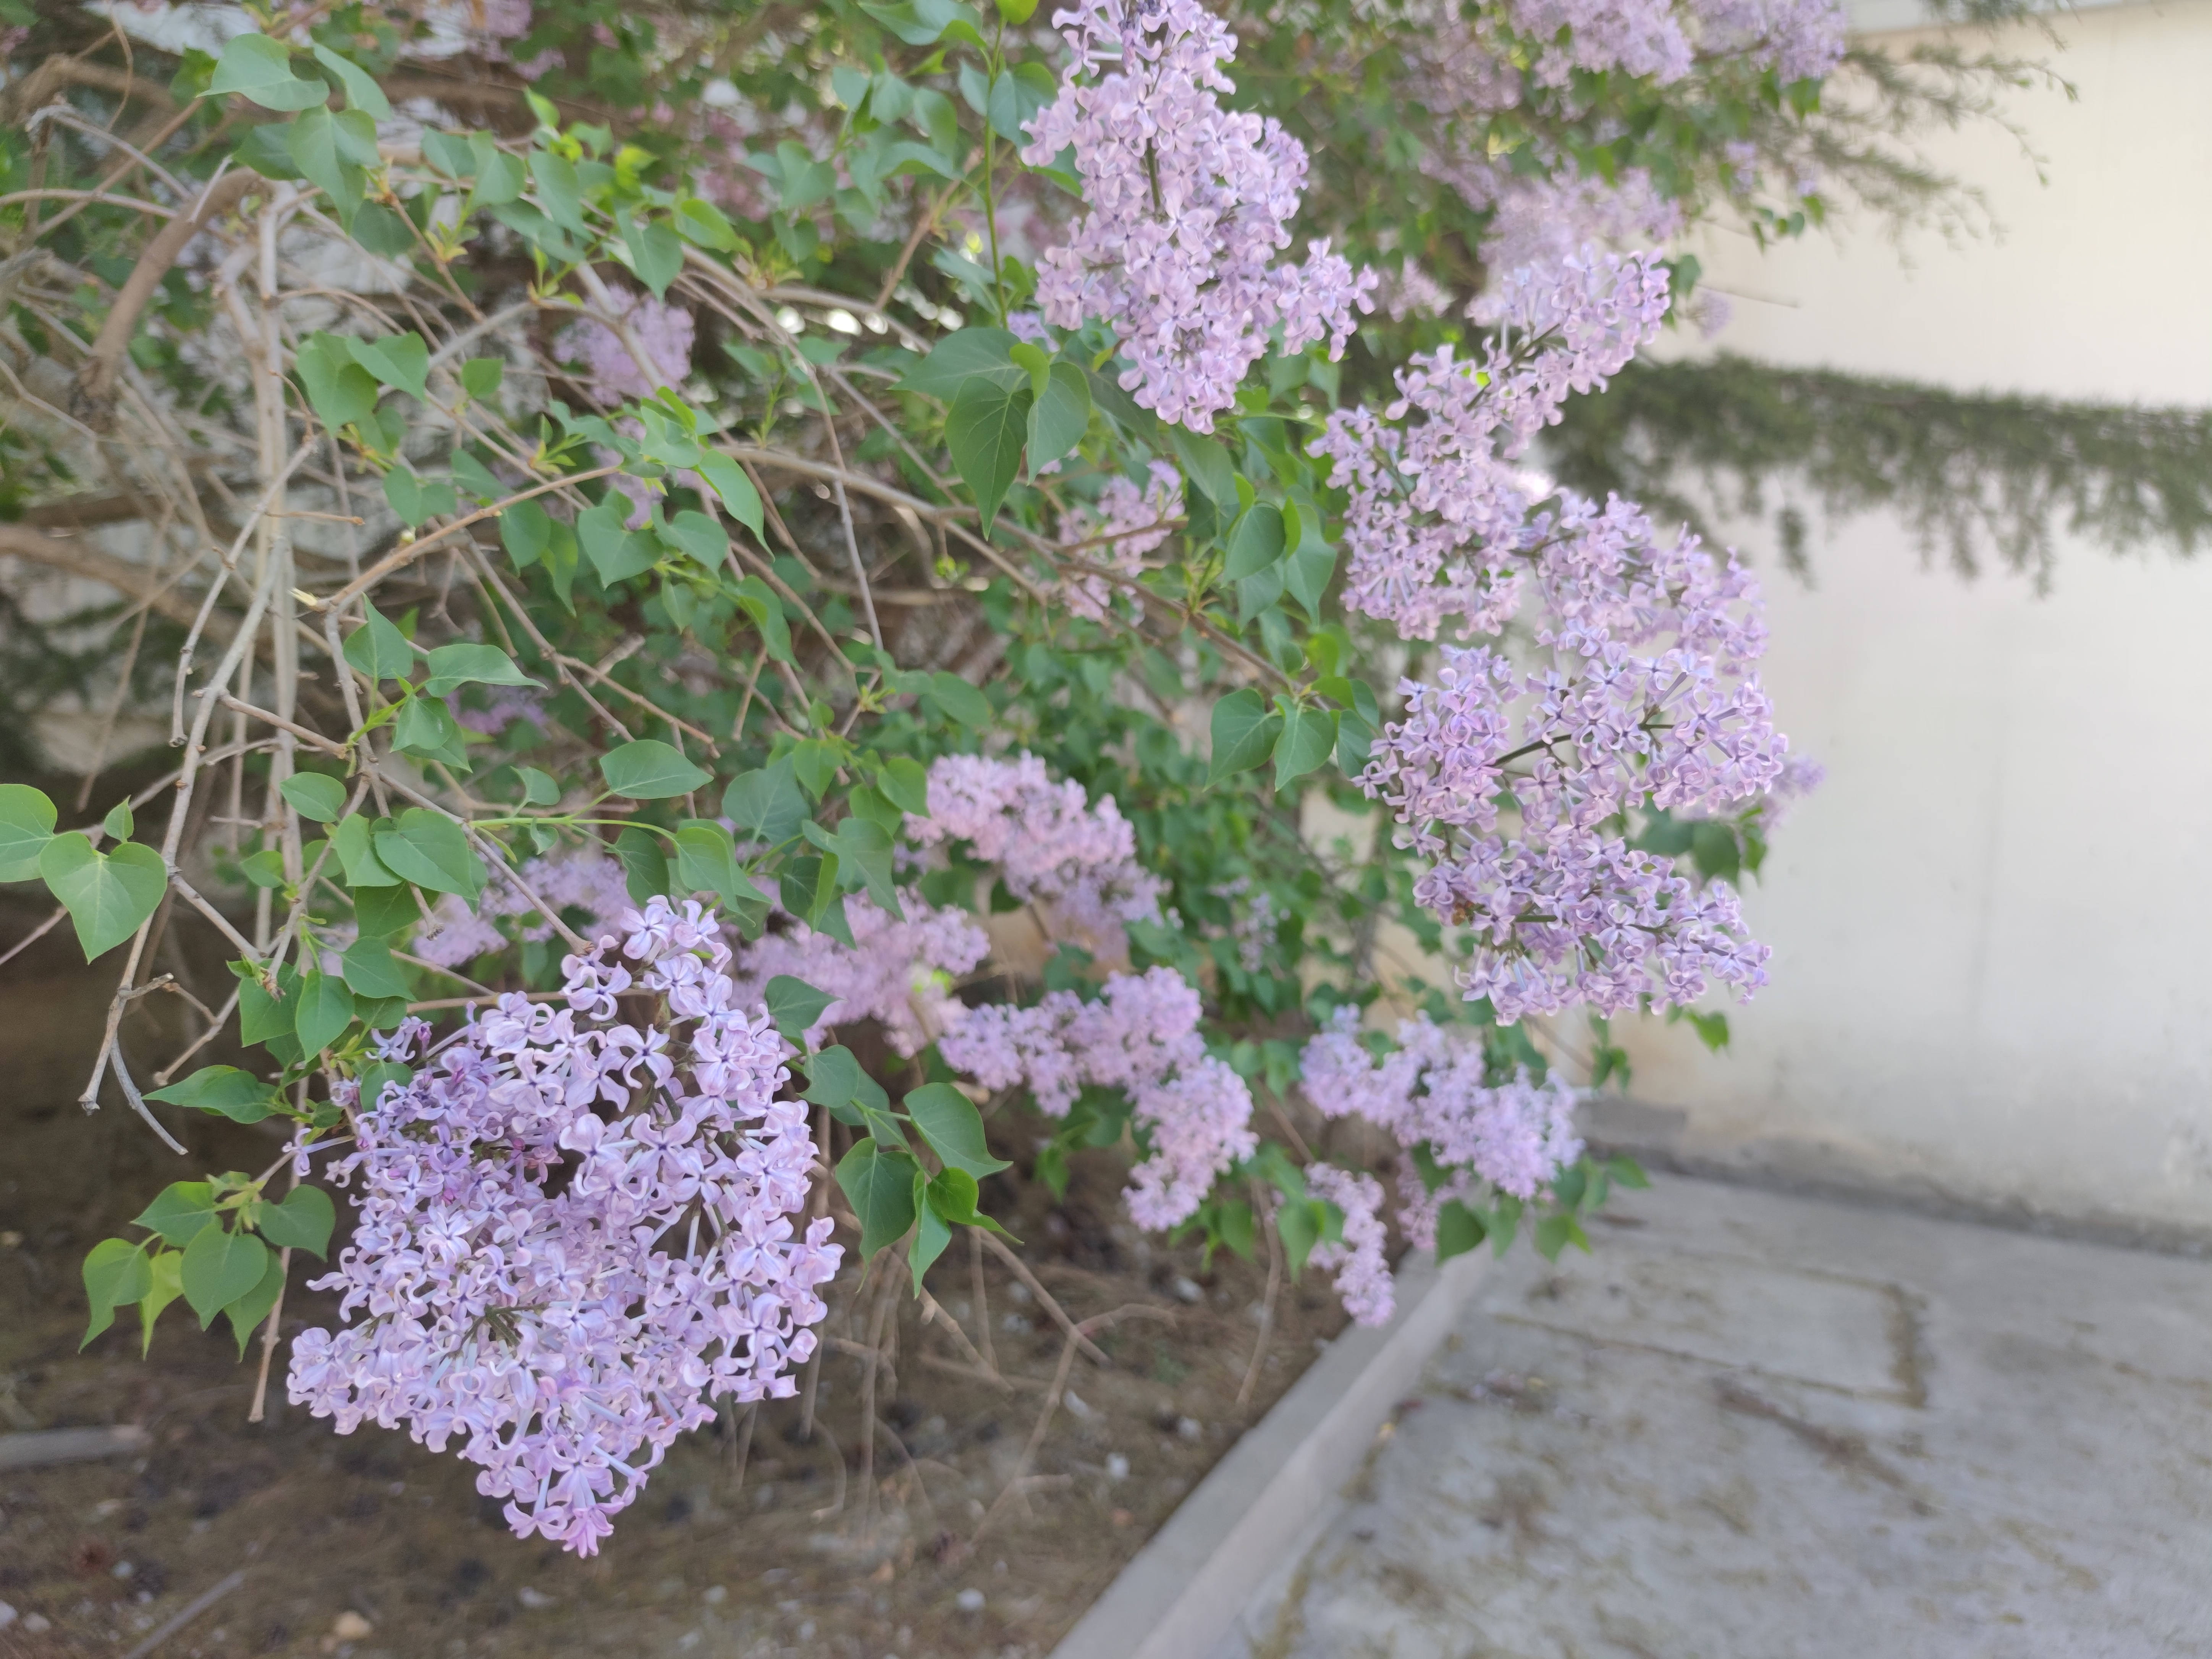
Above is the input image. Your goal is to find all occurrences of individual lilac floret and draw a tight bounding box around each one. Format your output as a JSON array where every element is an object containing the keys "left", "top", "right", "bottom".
[
  {"left": 1022, "top": 0, "right": 1376, "bottom": 433},
  {"left": 289, "top": 898, "right": 840, "bottom": 1557},
  {"left": 938, "top": 966, "right": 1257, "bottom": 1230}
]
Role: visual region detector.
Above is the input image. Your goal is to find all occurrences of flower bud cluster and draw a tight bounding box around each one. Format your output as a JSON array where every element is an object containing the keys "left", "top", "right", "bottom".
[{"left": 288, "top": 899, "right": 840, "bottom": 1556}]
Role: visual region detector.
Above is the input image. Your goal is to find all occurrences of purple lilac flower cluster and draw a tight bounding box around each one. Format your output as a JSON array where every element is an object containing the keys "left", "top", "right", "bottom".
[
  {"left": 727, "top": 891, "right": 990, "bottom": 1056},
  {"left": 1057, "top": 461, "right": 1182, "bottom": 622},
  {"left": 1022, "top": 0, "right": 1377, "bottom": 432},
  {"left": 938, "top": 966, "right": 1257, "bottom": 1231},
  {"left": 907, "top": 753, "right": 1166, "bottom": 946},
  {"left": 1315, "top": 252, "right": 1790, "bottom": 1020},
  {"left": 1300, "top": 1162, "right": 1395, "bottom": 1325},
  {"left": 1300, "top": 1007, "right": 1582, "bottom": 1249},
  {"left": 556, "top": 285, "right": 696, "bottom": 404},
  {"left": 288, "top": 899, "right": 840, "bottom": 1556},
  {"left": 410, "top": 845, "right": 635, "bottom": 971}
]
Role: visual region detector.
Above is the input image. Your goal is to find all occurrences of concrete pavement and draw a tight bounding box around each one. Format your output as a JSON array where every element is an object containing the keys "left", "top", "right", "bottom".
[{"left": 1212, "top": 1173, "right": 2212, "bottom": 1658}]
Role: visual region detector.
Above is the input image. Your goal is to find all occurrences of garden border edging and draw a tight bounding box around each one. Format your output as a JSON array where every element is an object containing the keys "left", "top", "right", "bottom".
[{"left": 1049, "top": 1246, "right": 1491, "bottom": 1659}]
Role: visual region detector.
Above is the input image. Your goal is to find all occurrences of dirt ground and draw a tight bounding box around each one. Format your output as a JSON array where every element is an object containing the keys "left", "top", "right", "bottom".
[{"left": 0, "top": 896, "right": 1347, "bottom": 1659}]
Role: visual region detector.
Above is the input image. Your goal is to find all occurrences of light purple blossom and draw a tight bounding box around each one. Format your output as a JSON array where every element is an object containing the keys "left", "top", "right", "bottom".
[
  {"left": 1057, "top": 461, "right": 1182, "bottom": 621},
  {"left": 1302, "top": 1163, "right": 1395, "bottom": 1324},
  {"left": 1023, "top": 0, "right": 1377, "bottom": 432},
  {"left": 557, "top": 286, "right": 696, "bottom": 405},
  {"left": 728, "top": 891, "right": 990, "bottom": 1056},
  {"left": 908, "top": 753, "right": 1166, "bottom": 946},
  {"left": 289, "top": 898, "right": 840, "bottom": 1556},
  {"left": 938, "top": 966, "right": 1257, "bottom": 1230}
]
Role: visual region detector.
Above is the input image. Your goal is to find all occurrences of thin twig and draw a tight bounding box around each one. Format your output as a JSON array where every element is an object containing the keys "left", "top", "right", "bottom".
[
  {"left": 0, "top": 904, "right": 68, "bottom": 968},
  {"left": 980, "top": 1231, "right": 1111, "bottom": 1366},
  {"left": 1239, "top": 1191, "right": 1285, "bottom": 1410}
]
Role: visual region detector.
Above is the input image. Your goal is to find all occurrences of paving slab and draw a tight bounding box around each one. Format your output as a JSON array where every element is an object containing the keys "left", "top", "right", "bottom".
[{"left": 1212, "top": 1174, "right": 2212, "bottom": 1659}]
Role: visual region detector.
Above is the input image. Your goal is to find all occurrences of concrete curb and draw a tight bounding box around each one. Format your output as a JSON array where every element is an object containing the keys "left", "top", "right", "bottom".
[{"left": 1049, "top": 1247, "right": 1491, "bottom": 1659}]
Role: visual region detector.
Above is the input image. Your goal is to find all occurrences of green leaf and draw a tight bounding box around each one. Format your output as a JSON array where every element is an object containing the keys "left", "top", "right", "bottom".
[
  {"left": 392, "top": 694, "right": 470, "bottom": 769},
  {"left": 239, "top": 848, "right": 288, "bottom": 890},
  {"left": 723, "top": 761, "right": 808, "bottom": 847},
  {"left": 904, "top": 1082, "right": 1011, "bottom": 1178},
  {"left": 897, "top": 328, "right": 1023, "bottom": 400},
  {"left": 599, "top": 739, "right": 711, "bottom": 800},
  {"left": 0, "top": 783, "right": 56, "bottom": 881},
  {"left": 674, "top": 821, "right": 768, "bottom": 909},
  {"left": 331, "top": 813, "right": 400, "bottom": 888},
  {"left": 499, "top": 502, "right": 551, "bottom": 577},
  {"left": 146, "top": 1065, "right": 280, "bottom": 1124},
  {"left": 340, "top": 934, "right": 410, "bottom": 1000},
  {"left": 694, "top": 451, "right": 766, "bottom": 540},
  {"left": 293, "top": 970, "right": 355, "bottom": 1056},
  {"left": 528, "top": 150, "right": 588, "bottom": 232},
  {"left": 664, "top": 508, "right": 728, "bottom": 572},
  {"left": 342, "top": 603, "right": 415, "bottom": 681},
  {"left": 909, "top": 1190, "right": 954, "bottom": 1293},
  {"left": 1284, "top": 538, "right": 1336, "bottom": 619},
  {"left": 945, "top": 375, "right": 1033, "bottom": 531},
  {"left": 460, "top": 356, "right": 503, "bottom": 401},
  {"left": 254, "top": 1185, "right": 336, "bottom": 1258},
  {"left": 923, "top": 670, "right": 992, "bottom": 730},
  {"left": 673, "top": 195, "right": 741, "bottom": 251},
  {"left": 1533, "top": 1213, "right": 1591, "bottom": 1262},
  {"left": 517, "top": 766, "right": 561, "bottom": 807},
  {"left": 1223, "top": 503, "right": 1287, "bottom": 580},
  {"left": 878, "top": 757, "right": 929, "bottom": 818},
  {"left": 422, "top": 642, "right": 535, "bottom": 697},
  {"left": 288, "top": 107, "right": 367, "bottom": 222},
  {"left": 1273, "top": 707, "right": 1336, "bottom": 789},
  {"left": 1166, "top": 426, "right": 1237, "bottom": 507},
  {"left": 619, "top": 210, "right": 685, "bottom": 301},
  {"left": 836, "top": 1140, "right": 920, "bottom": 1256},
  {"left": 803, "top": 1045, "right": 863, "bottom": 1110},
  {"left": 1027, "top": 361, "right": 1092, "bottom": 476},
  {"left": 987, "top": 59, "right": 1055, "bottom": 141},
  {"left": 804, "top": 817, "right": 902, "bottom": 918},
  {"left": 352, "top": 880, "right": 417, "bottom": 939},
  {"left": 1335, "top": 710, "right": 1374, "bottom": 775},
  {"left": 309, "top": 42, "right": 391, "bottom": 118},
  {"left": 223, "top": 1247, "right": 287, "bottom": 1356},
  {"left": 236, "top": 962, "right": 301, "bottom": 1049},
  {"left": 1275, "top": 1196, "right": 1324, "bottom": 1277},
  {"left": 372, "top": 809, "right": 486, "bottom": 900},
  {"left": 181, "top": 1226, "right": 269, "bottom": 1328},
  {"left": 1208, "top": 689, "right": 1282, "bottom": 783},
  {"left": 578, "top": 495, "right": 658, "bottom": 585},
  {"left": 1434, "top": 1199, "right": 1488, "bottom": 1264},
  {"left": 296, "top": 334, "right": 380, "bottom": 432},
  {"left": 205, "top": 33, "right": 328, "bottom": 111},
  {"left": 140, "top": 1249, "right": 183, "bottom": 1357},
  {"left": 732, "top": 576, "right": 794, "bottom": 664},
  {"left": 345, "top": 332, "right": 431, "bottom": 403},
  {"left": 861, "top": 0, "right": 988, "bottom": 48},
  {"left": 39, "top": 834, "right": 166, "bottom": 960},
  {"left": 81, "top": 1238, "right": 151, "bottom": 1347},
  {"left": 765, "top": 974, "right": 836, "bottom": 1046},
  {"left": 612, "top": 826, "right": 671, "bottom": 905},
  {"left": 278, "top": 772, "right": 348, "bottom": 823},
  {"left": 134, "top": 1181, "right": 219, "bottom": 1247},
  {"left": 462, "top": 132, "right": 525, "bottom": 209},
  {"left": 102, "top": 799, "right": 134, "bottom": 841}
]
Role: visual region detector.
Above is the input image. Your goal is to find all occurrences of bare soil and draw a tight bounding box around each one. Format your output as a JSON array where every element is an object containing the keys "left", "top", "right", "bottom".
[{"left": 0, "top": 897, "right": 1345, "bottom": 1659}]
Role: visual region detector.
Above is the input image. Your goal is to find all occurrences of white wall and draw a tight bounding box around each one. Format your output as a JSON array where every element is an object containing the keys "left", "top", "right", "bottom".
[{"left": 1610, "top": 0, "right": 2212, "bottom": 1229}]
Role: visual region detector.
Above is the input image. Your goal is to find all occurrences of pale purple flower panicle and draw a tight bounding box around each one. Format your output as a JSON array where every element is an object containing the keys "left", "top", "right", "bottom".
[
  {"left": 411, "top": 845, "right": 634, "bottom": 970},
  {"left": 939, "top": 966, "right": 1257, "bottom": 1230},
  {"left": 1300, "top": 1007, "right": 1581, "bottom": 1246},
  {"left": 1057, "top": 461, "right": 1182, "bottom": 621},
  {"left": 289, "top": 898, "right": 840, "bottom": 1557},
  {"left": 728, "top": 891, "right": 990, "bottom": 1056},
  {"left": 557, "top": 285, "right": 696, "bottom": 404},
  {"left": 1022, "top": 0, "right": 1377, "bottom": 432},
  {"left": 1313, "top": 249, "right": 1791, "bottom": 1021},
  {"left": 909, "top": 753, "right": 1166, "bottom": 946},
  {"left": 1301, "top": 1163, "right": 1395, "bottom": 1325}
]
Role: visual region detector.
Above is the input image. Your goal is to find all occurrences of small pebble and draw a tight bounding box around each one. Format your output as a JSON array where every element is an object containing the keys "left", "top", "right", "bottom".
[
  {"left": 1062, "top": 1390, "right": 1097, "bottom": 1421},
  {"left": 516, "top": 1586, "right": 555, "bottom": 1610},
  {"left": 24, "top": 1614, "right": 52, "bottom": 1634},
  {"left": 955, "top": 1589, "right": 986, "bottom": 1613},
  {"left": 1176, "top": 1416, "right": 1203, "bottom": 1441},
  {"left": 1105, "top": 1453, "right": 1130, "bottom": 1481},
  {"left": 1170, "top": 1276, "right": 1203, "bottom": 1304},
  {"left": 331, "top": 1611, "right": 374, "bottom": 1641},
  {"left": 112, "top": 1561, "right": 135, "bottom": 1580},
  {"left": 702, "top": 1585, "right": 727, "bottom": 1605},
  {"left": 0, "top": 1601, "right": 15, "bottom": 1631}
]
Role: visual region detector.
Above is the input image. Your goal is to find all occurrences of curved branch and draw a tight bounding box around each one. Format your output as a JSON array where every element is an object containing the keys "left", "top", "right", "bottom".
[{"left": 0, "top": 523, "right": 204, "bottom": 628}]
